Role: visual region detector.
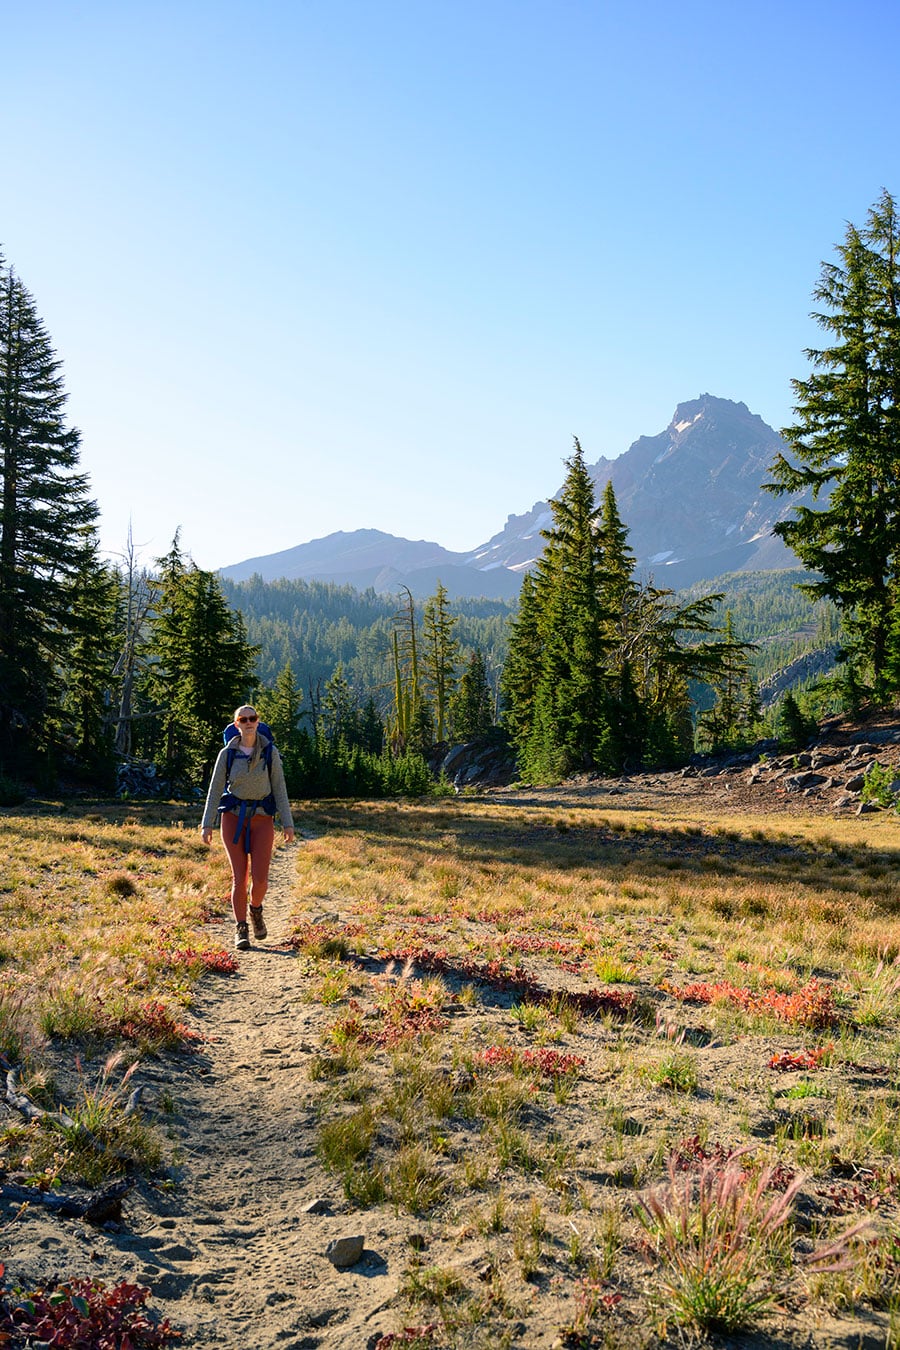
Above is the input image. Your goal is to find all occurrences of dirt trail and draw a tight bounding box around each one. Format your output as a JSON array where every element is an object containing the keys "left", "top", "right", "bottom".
[
  {"left": 146, "top": 844, "right": 406, "bottom": 1348},
  {"left": 7, "top": 845, "right": 402, "bottom": 1350}
]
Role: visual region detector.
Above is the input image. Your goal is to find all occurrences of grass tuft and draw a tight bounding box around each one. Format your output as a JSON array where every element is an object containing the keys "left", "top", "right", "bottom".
[{"left": 636, "top": 1156, "right": 801, "bottom": 1333}]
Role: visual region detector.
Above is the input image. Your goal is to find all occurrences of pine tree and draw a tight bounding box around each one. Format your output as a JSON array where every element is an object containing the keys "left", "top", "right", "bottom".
[
  {"left": 500, "top": 572, "right": 541, "bottom": 751},
  {"left": 451, "top": 647, "right": 494, "bottom": 741},
  {"left": 592, "top": 482, "right": 643, "bottom": 767},
  {"left": 777, "top": 690, "right": 816, "bottom": 749},
  {"left": 503, "top": 444, "right": 754, "bottom": 780},
  {"left": 256, "top": 662, "right": 305, "bottom": 793},
  {"left": 358, "top": 697, "right": 385, "bottom": 754},
  {"left": 766, "top": 189, "right": 900, "bottom": 701},
  {"left": 147, "top": 534, "right": 258, "bottom": 784},
  {"left": 60, "top": 540, "right": 119, "bottom": 781},
  {"left": 520, "top": 439, "right": 610, "bottom": 779},
  {"left": 321, "top": 663, "right": 361, "bottom": 748},
  {"left": 422, "top": 581, "right": 458, "bottom": 742},
  {"left": 695, "top": 612, "right": 760, "bottom": 752},
  {"left": 0, "top": 256, "right": 100, "bottom": 774},
  {"left": 596, "top": 480, "right": 638, "bottom": 617}
]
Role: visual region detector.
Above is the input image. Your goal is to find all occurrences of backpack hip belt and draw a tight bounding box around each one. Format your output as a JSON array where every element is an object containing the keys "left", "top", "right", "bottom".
[{"left": 218, "top": 793, "right": 277, "bottom": 852}]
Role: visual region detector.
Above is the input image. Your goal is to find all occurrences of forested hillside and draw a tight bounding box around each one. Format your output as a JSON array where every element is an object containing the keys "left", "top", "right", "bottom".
[
  {"left": 222, "top": 568, "right": 840, "bottom": 721},
  {"left": 679, "top": 571, "right": 842, "bottom": 685},
  {"left": 220, "top": 575, "right": 512, "bottom": 711}
]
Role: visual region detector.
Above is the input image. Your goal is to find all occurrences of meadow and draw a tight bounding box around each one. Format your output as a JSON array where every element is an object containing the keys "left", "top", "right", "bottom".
[{"left": 2, "top": 791, "right": 900, "bottom": 1347}]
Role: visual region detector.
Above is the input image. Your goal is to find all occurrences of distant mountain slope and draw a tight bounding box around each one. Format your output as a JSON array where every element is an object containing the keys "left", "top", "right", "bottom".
[
  {"left": 220, "top": 529, "right": 519, "bottom": 599},
  {"left": 220, "top": 396, "right": 812, "bottom": 596}
]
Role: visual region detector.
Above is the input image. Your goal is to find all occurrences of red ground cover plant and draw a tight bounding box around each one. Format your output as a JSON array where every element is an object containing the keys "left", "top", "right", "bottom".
[
  {"left": 863, "top": 1233, "right": 900, "bottom": 1279},
  {"left": 669, "top": 1134, "right": 738, "bottom": 1173},
  {"left": 769, "top": 1044, "right": 833, "bottom": 1071},
  {"left": 559, "top": 1278, "right": 622, "bottom": 1346},
  {"left": 662, "top": 977, "right": 838, "bottom": 1028},
  {"left": 160, "top": 945, "right": 238, "bottom": 975},
  {"left": 0, "top": 1274, "right": 180, "bottom": 1348},
  {"left": 564, "top": 987, "right": 636, "bottom": 1017},
  {"left": 329, "top": 985, "right": 449, "bottom": 1049},
  {"left": 668, "top": 1136, "right": 797, "bottom": 1193},
  {"left": 494, "top": 933, "right": 586, "bottom": 960},
  {"left": 378, "top": 946, "right": 539, "bottom": 995},
  {"left": 473, "top": 907, "right": 528, "bottom": 924},
  {"left": 111, "top": 1000, "right": 204, "bottom": 1048},
  {"left": 374, "top": 1325, "right": 439, "bottom": 1349},
  {"left": 375, "top": 946, "right": 636, "bottom": 1019},
  {"left": 816, "top": 1181, "right": 883, "bottom": 1215},
  {"left": 476, "top": 1046, "right": 586, "bottom": 1079}
]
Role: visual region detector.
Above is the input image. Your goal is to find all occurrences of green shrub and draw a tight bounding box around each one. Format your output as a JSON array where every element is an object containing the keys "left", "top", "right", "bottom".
[
  {"left": 0, "top": 775, "right": 27, "bottom": 806},
  {"left": 861, "top": 762, "right": 897, "bottom": 809}
]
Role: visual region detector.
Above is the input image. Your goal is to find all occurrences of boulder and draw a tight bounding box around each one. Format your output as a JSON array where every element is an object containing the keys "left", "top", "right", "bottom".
[
  {"left": 326, "top": 1234, "right": 365, "bottom": 1269},
  {"left": 440, "top": 735, "right": 517, "bottom": 790},
  {"left": 853, "top": 728, "right": 900, "bottom": 745}
]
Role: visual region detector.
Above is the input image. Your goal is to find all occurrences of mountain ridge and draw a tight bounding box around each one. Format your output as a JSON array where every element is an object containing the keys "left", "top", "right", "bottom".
[{"left": 220, "top": 396, "right": 809, "bottom": 597}]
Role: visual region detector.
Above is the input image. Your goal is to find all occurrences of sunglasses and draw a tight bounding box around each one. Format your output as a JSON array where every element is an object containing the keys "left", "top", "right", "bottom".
[{"left": 237, "top": 715, "right": 258, "bottom": 724}]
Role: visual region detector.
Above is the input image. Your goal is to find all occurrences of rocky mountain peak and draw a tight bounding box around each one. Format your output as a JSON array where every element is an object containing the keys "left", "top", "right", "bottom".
[{"left": 221, "top": 396, "right": 813, "bottom": 597}]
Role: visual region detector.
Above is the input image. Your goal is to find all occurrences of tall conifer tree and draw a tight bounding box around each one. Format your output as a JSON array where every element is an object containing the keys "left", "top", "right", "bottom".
[
  {"left": 504, "top": 445, "right": 751, "bottom": 779},
  {"left": 0, "top": 256, "right": 100, "bottom": 773},
  {"left": 501, "top": 572, "right": 541, "bottom": 751},
  {"left": 256, "top": 662, "right": 305, "bottom": 793},
  {"left": 451, "top": 647, "right": 494, "bottom": 740},
  {"left": 766, "top": 189, "right": 900, "bottom": 699},
  {"left": 512, "top": 440, "right": 611, "bottom": 779},
  {"left": 61, "top": 539, "right": 120, "bottom": 778},
  {"left": 147, "top": 534, "right": 257, "bottom": 783},
  {"left": 422, "top": 581, "right": 458, "bottom": 742}
]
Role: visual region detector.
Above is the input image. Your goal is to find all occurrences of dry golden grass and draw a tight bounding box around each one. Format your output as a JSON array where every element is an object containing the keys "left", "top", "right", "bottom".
[
  {"left": 290, "top": 795, "right": 900, "bottom": 1346},
  {"left": 0, "top": 801, "right": 234, "bottom": 1183},
  {"left": 5, "top": 791, "right": 900, "bottom": 1344}
]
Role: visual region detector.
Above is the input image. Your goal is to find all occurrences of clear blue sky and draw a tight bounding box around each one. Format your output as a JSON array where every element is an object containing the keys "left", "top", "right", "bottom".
[{"left": 3, "top": 0, "right": 898, "bottom": 570}]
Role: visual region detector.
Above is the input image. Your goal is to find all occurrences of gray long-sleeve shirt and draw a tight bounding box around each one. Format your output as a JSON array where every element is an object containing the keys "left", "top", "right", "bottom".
[{"left": 201, "top": 735, "right": 294, "bottom": 831}]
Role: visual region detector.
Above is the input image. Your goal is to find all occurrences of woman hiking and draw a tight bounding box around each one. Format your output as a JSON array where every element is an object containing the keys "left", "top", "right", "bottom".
[{"left": 201, "top": 704, "right": 295, "bottom": 950}]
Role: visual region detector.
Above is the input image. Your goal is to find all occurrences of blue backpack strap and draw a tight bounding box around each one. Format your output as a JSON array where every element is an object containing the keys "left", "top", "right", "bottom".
[
  {"left": 232, "top": 799, "right": 253, "bottom": 852},
  {"left": 223, "top": 722, "right": 274, "bottom": 769}
]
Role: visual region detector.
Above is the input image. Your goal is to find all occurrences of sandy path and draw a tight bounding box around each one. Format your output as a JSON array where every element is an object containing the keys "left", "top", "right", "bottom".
[{"left": 144, "top": 843, "right": 401, "bottom": 1348}]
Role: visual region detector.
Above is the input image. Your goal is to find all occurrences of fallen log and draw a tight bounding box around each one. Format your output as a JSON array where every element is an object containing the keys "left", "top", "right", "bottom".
[
  {"left": 5, "top": 1068, "right": 137, "bottom": 1167},
  {"left": 1, "top": 1176, "right": 134, "bottom": 1224},
  {"left": 6, "top": 1070, "right": 76, "bottom": 1129}
]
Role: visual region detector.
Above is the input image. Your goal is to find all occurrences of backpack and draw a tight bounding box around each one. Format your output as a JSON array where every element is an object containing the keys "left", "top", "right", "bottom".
[
  {"left": 219, "top": 722, "right": 277, "bottom": 850},
  {"left": 223, "top": 720, "right": 276, "bottom": 776}
]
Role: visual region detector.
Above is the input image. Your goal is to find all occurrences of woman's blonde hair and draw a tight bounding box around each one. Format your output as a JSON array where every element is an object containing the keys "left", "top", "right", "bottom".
[{"left": 233, "top": 704, "right": 263, "bottom": 771}]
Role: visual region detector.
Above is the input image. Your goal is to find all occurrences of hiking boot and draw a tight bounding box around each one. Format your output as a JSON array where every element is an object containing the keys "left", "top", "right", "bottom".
[
  {"left": 235, "top": 921, "right": 251, "bottom": 951},
  {"left": 249, "top": 905, "right": 267, "bottom": 941}
]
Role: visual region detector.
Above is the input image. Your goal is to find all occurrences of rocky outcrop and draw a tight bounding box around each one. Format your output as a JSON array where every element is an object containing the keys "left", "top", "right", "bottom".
[
  {"left": 679, "top": 720, "right": 900, "bottom": 814},
  {"left": 757, "top": 645, "right": 841, "bottom": 707},
  {"left": 439, "top": 736, "right": 518, "bottom": 791}
]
